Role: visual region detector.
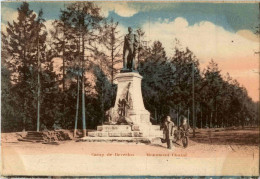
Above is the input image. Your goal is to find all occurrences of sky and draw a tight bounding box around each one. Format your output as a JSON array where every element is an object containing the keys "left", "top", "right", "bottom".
[{"left": 1, "top": 1, "right": 259, "bottom": 101}]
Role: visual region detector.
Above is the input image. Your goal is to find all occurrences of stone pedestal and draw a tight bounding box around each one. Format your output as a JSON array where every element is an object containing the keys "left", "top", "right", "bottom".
[
  {"left": 84, "top": 72, "right": 162, "bottom": 140},
  {"left": 112, "top": 72, "right": 151, "bottom": 125}
]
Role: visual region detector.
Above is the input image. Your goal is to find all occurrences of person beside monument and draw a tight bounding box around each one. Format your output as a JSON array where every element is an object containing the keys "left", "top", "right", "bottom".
[
  {"left": 179, "top": 116, "right": 190, "bottom": 132},
  {"left": 161, "top": 116, "right": 175, "bottom": 149}
]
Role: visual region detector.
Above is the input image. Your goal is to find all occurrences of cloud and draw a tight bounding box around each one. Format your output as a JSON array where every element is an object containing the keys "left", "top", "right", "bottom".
[
  {"left": 117, "top": 23, "right": 128, "bottom": 35},
  {"left": 97, "top": 2, "right": 138, "bottom": 17},
  {"left": 1, "top": 7, "right": 19, "bottom": 23},
  {"left": 43, "top": 20, "right": 55, "bottom": 40},
  {"left": 1, "top": 6, "right": 38, "bottom": 23},
  {"left": 1, "top": 23, "right": 7, "bottom": 34},
  {"left": 1, "top": 7, "right": 18, "bottom": 34},
  {"left": 1, "top": 6, "right": 39, "bottom": 35},
  {"left": 97, "top": 2, "right": 178, "bottom": 18},
  {"left": 142, "top": 17, "right": 259, "bottom": 101},
  {"left": 236, "top": 29, "right": 259, "bottom": 42},
  {"left": 44, "top": 20, "right": 54, "bottom": 31}
]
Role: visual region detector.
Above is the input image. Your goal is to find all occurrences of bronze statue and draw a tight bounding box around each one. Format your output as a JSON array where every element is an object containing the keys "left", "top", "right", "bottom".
[
  {"left": 122, "top": 27, "right": 138, "bottom": 72},
  {"left": 118, "top": 98, "right": 130, "bottom": 117},
  {"left": 117, "top": 82, "right": 133, "bottom": 124}
]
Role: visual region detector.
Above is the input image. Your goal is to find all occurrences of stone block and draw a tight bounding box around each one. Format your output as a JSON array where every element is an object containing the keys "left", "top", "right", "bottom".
[
  {"left": 97, "top": 126, "right": 103, "bottom": 131},
  {"left": 101, "top": 125, "right": 131, "bottom": 132},
  {"left": 133, "top": 131, "right": 143, "bottom": 137},
  {"left": 121, "top": 132, "right": 132, "bottom": 137},
  {"left": 140, "top": 114, "right": 151, "bottom": 124},
  {"left": 151, "top": 125, "right": 161, "bottom": 130},
  {"left": 148, "top": 130, "right": 163, "bottom": 137},
  {"left": 131, "top": 125, "right": 140, "bottom": 131},
  {"left": 88, "top": 132, "right": 97, "bottom": 137},
  {"left": 108, "top": 132, "right": 121, "bottom": 137},
  {"left": 97, "top": 132, "right": 108, "bottom": 137}
]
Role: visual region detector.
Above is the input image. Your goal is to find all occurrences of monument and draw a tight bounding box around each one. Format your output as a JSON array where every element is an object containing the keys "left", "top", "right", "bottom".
[{"left": 85, "top": 27, "right": 162, "bottom": 141}]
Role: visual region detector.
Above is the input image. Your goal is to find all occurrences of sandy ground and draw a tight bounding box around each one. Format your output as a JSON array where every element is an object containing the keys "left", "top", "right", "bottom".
[{"left": 1, "top": 128, "right": 259, "bottom": 176}]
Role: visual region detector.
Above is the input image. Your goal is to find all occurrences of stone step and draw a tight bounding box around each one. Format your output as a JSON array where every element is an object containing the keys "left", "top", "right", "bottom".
[
  {"left": 88, "top": 131, "right": 162, "bottom": 138},
  {"left": 88, "top": 131, "right": 144, "bottom": 137},
  {"left": 135, "top": 126, "right": 163, "bottom": 137},
  {"left": 77, "top": 137, "right": 151, "bottom": 144},
  {"left": 20, "top": 131, "right": 45, "bottom": 142},
  {"left": 137, "top": 125, "right": 160, "bottom": 132},
  {"left": 147, "top": 131, "right": 163, "bottom": 137},
  {"left": 96, "top": 125, "right": 161, "bottom": 131},
  {"left": 90, "top": 124, "right": 162, "bottom": 138},
  {"left": 97, "top": 125, "right": 132, "bottom": 132}
]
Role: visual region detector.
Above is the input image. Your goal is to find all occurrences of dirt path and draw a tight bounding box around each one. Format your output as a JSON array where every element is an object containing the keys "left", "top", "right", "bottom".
[{"left": 1, "top": 128, "right": 259, "bottom": 176}]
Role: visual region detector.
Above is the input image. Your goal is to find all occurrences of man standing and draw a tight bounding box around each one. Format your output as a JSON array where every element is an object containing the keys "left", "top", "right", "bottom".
[
  {"left": 179, "top": 117, "right": 190, "bottom": 131},
  {"left": 162, "top": 116, "right": 175, "bottom": 149},
  {"left": 122, "top": 27, "right": 138, "bottom": 71}
]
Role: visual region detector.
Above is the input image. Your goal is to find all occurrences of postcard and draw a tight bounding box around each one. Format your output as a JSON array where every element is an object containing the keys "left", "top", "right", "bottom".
[{"left": 1, "top": 1, "right": 259, "bottom": 177}]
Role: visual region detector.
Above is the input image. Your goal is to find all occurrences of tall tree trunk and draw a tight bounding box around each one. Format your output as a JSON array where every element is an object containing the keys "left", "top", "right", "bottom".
[
  {"left": 82, "top": 69, "right": 86, "bottom": 137},
  {"left": 205, "top": 113, "right": 207, "bottom": 128},
  {"left": 37, "top": 37, "right": 41, "bottom": 132},
  {"left": 111, "top": 30, "right": 114, "bottom": 84},
  {"left": 78, "top": 7, "right": 87, "bottom": 137},
  {"left": 200, "top": 108, "right": 202, "bottom": 129},
  {"left": 23, "top": 101, "right": 26, "bottom": 132},
  {"left": 210, "top": 111, "right": 213, "bottom": 128},
  {"left": 62, "top": 41, "right": 65, "bottom": 91},
  {"left": 101, "top": 82, "right": 104, "bottom": 124},
  {"left": 62, "top": 32, "right": 65, "bottom": 129},
  {"left": 62, "top": 1, "right": 66, "bottom": 92},
  {"left": 222, "top": 114, "right": 224, "bottom": 128},
  {"left": 74, "top": 74, "right": 80, "bottom": 137},
  {"left": 192, "top": 62, "right": 195, "bottom": 137},
  {"left": 155, "top": 108, "right": 158, "bottom": 124},
  {"left": 176, "top": 106, "right": 179, "bottom": 127},
  {"left": 178, "top": 105, "right": 181, "bottom": 126},
  {"left": 23, "top": 26, "right": 27, "bottom": 132},
  {"left": 187, "top": 108, "right": 190, "bottom": 126},
  {"left": 101, "top": 60, "right": 104, "bottom": 124},
  {"left": 81, "top": 32, "right": 86, "bottom": 137},
  {"left": 216, "top": 106, "right": 218, "bottom": 128}
]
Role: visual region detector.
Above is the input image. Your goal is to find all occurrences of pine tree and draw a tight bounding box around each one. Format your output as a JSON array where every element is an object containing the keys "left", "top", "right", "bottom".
[
  {"left": 139, "top": 41, "right": 171, "bottom": 123},
  {"left": 101, "top": 18, "right": 123, "bottom": 83},
  {"left": 34, "top": 9, "right": 48, "bottom": 131},
  {"left": 2, "top": 2, "right": 47, "bottom": 131},
  {"left": 93, "top": 65, "right": 114, "bottom": 124},
  {"left": 202, "top": 60, "right": 223, "bottom": 128},
  {"left": 58, "top": 2, "right": 103, "bottom": 136}
]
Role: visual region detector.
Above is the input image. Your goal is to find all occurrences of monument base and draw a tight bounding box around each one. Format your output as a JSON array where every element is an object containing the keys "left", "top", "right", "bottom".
[
  {"left": 86, "top": 124, "right": 162, "bottom": 139},
  {"left": 120, "top": 68, "right": 138, "bottom": 73},
  {"left": 77, "top": 137, "right": 153, "bottom": 144},
  {"left": 83, "top": 72, "right": 163, "bottom": 141}
]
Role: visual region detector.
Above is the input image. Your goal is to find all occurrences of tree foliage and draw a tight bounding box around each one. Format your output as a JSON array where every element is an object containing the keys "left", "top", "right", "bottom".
[{"left": 1, "top": 2, "right": 258, "bottom": 132}]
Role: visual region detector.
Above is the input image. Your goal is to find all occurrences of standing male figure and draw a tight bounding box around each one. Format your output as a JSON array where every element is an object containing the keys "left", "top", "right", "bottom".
[
  {"left": 179, "top": 116, "right": 190, "bottom": 131},
  {"left": 122, "top": 27, "right": 138, "bottom": 71},
  {"left": 162, "top": 116, "right": 175, "bottom": 149}
]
